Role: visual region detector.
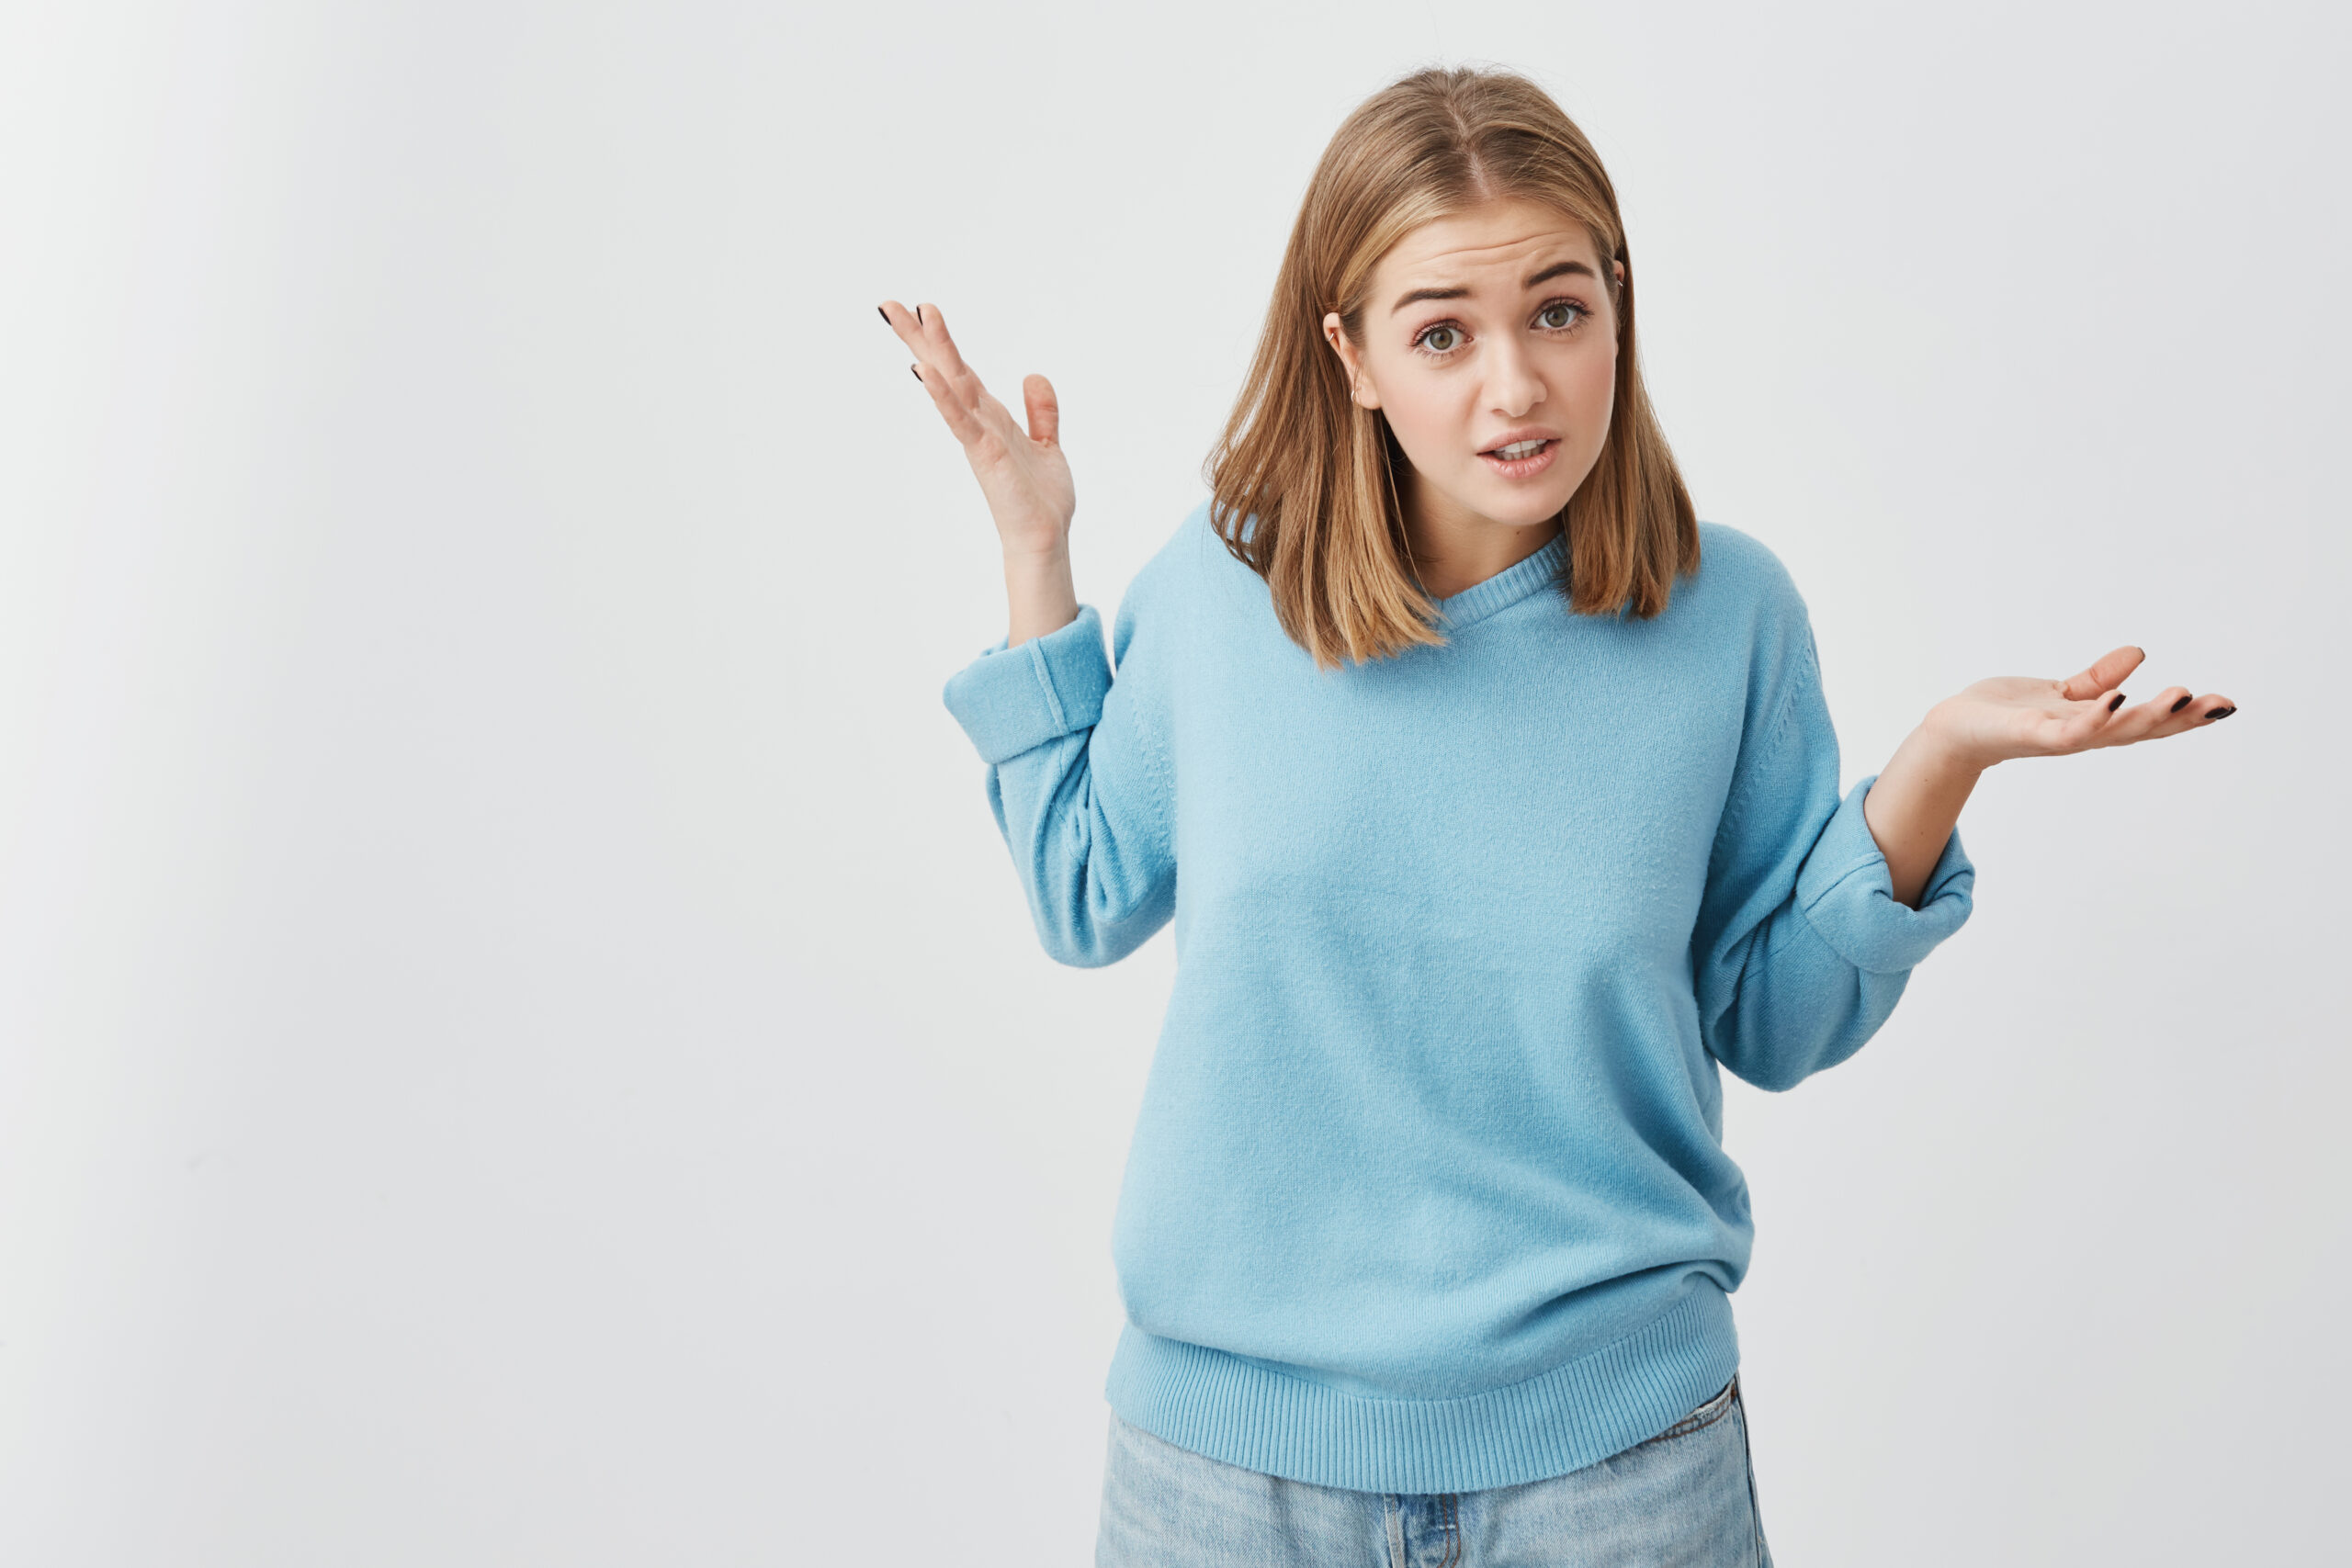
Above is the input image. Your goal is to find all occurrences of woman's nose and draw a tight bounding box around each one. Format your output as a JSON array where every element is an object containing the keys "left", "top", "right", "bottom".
[{"left": 1484, "top": 337, "right": 1544, "bottom": 417}]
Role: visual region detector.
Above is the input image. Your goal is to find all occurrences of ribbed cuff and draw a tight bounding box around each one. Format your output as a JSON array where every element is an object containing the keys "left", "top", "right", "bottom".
[
  {"left": 1794, "top": 773, "right": 1975, "bottom": 975},
  {"left": 939, "top": 604, "right": 1112, "bottom": 765},
  {"left": 1103, "top": 1280, "right": 1740, "bottom": 1494}
]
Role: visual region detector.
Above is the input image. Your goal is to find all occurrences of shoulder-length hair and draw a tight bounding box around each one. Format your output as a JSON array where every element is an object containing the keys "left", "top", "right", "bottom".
[{"left": 1208, "top": 66, "right": 1698, "bottom": 670}]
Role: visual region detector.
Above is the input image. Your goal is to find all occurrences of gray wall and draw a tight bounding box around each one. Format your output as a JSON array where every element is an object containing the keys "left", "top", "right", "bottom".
[{"left": 2, "top": 1, "right": 2343, "bottom": 1561}]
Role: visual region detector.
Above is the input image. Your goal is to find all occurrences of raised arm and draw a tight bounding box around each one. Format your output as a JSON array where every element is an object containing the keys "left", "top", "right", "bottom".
[{"left": 880, "top": 298, "right": 1178, "bottom": 967}]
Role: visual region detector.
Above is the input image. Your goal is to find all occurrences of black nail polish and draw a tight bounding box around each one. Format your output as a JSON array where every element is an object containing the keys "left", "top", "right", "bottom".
[
  {"left": 910, "top": 365, "right": 922, "bottom": 382},
  {"left": 2108, "top": 692, "right": 2125, "bottom": 712},
  {"left": 877, "top": 306, "right": 889, "bottom": 324},
  {"left": 2205, "top": 705, "right": 2235, "bottom": 719},
  {"left": 2168, "top": 694, "right": 2191, "bottom": 714},
  {"left": 916, "top": 305, "right": 924, "bottom": 323}
]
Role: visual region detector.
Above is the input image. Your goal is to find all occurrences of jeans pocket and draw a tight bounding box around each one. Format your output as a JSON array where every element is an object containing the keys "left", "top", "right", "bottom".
[{"left": 1629, "top": 1374, "right": 1741, "bottom": 1452}]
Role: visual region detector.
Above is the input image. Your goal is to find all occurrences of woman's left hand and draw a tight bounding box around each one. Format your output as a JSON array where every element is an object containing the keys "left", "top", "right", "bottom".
[
  {"left": 1867, "top": 646, "right": 2234, "bottom": 908},
  {"left": 1925, "top": 645, "right": 2238, "bottom": 771}
]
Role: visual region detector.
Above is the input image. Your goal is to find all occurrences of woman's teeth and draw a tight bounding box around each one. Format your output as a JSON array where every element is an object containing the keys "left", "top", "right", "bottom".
[{"left": 1491, "top": 440, "right": 1547, "bottom": 459}]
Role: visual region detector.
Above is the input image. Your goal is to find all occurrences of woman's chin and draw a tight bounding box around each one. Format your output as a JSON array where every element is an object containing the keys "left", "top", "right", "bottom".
[
  {"left": 1464, "top": 485, "right": 1577, "bottom": 530},
  {"left": 1409, "top": 462, "right": 1584, "bottom": 533}
]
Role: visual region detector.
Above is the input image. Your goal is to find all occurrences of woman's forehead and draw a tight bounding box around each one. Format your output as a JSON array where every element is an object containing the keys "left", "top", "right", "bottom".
[{"left": 1377, "top": 199, "right": 1601, "bottom": 287}]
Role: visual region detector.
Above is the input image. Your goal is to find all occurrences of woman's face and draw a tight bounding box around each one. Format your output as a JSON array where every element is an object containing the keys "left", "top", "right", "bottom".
[{"left": 1324, "top": 197, "right": 1622, "bottom": 541}]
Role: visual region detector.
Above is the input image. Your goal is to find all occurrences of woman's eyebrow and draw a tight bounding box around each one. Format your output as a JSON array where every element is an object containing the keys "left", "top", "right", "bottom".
[
  {"left": 1523, "top": 260, "right": 1596, "bottom": 288},
  {"left": 1389, "top": 259, "right": 1598, "bottom": 314}
]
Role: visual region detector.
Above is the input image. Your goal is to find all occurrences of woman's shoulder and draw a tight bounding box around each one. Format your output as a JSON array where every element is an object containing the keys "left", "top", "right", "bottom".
[
  {"left": 1680, "top": 521, "right": 1814, "bottom": 638},
  {"left": 1102, "top": 497, "right": 1241, "bottom": 664},
  {"left": 1690, "top": 521, "right": 1803, "bottom": 603},
  {"left": 1118, "top": 496, "right": 1255, "bottom": 616}
]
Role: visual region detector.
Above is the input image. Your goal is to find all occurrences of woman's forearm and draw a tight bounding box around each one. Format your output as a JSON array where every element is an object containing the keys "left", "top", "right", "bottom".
[
  {"left": 1005, "top": 543, "right": 1080, "bottom": 649},
  {"left": 1861, "top": 716, "right": 1983, "bottom": 908}
]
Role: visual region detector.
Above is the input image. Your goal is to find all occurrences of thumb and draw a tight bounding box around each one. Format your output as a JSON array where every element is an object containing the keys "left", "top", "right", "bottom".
[
  {"left": 2056, "top": 644, "right": 2143, "bottom": 701},
  {"left": 1023, "top": 373, "right": 1059, "bottom": 446}
]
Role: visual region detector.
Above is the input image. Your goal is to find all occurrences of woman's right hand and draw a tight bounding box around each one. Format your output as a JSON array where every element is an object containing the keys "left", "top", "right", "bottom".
[{"left": 879, "top": 300, "right": 1074, "bottom": 560}]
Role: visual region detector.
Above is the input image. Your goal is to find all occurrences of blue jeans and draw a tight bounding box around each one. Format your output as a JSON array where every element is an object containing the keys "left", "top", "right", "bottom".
[{"left": 1097, "top": 1374, "right": 1772, "bottom": 1566}]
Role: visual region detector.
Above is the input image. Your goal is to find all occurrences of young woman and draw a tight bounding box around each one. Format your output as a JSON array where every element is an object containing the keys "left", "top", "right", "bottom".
[{"left": 880, "top": 66, "right": 2233, "bottom": 1567}]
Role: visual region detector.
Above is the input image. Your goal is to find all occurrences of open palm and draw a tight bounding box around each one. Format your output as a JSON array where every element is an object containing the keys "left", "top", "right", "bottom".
[
  {"left": 878, "top": 299, "right": 1073, "bottom": 558},
  {"left": 1931, "top": 645, "right": 2237, "bottom": 769}
]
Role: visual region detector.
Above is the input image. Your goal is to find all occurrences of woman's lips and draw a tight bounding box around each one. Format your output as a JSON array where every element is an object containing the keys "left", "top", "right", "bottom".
[{"left": 1478, "top": 438, "right": 1558, "bottom": 479}]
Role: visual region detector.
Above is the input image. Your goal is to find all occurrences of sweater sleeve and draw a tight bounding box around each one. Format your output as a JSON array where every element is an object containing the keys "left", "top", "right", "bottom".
[
  {"left": 1690, "top": 613, "right": 1975, "bottom": 1092},
  {"left": 939, "top": 582, "right": 1178, "bottom": 968}
]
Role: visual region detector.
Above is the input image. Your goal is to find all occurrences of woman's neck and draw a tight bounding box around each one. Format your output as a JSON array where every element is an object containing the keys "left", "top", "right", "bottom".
[{"left": 1400, "top": 468, "right": 1563, "bottom": 599}]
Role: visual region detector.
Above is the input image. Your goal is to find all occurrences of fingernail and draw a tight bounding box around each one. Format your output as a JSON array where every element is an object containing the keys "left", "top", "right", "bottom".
[
  {"left": 2168, "top": 694, "right": 2191, "bottom": 714},
  {"left": 2205, "top": 705, "right": 2235, "bottom": 719},
  {"left": 916, "top": 305, "right": 924, "bottom": 323},
  {"left": 877, "top": 306, "right": 889, "bottom": 324},
  {"left": 910, "top": 365, "right": 922, "bottom": 382},
  {"left": 2108, "top": 693, "right": 2125, "bottom": 712}
]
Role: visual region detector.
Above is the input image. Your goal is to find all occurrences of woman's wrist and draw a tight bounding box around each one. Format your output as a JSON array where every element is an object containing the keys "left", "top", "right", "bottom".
[
  {"left": 1864, "top": 719, "right": 1985, "bottom": 908},
  {"left": 1002, "top": 539, "right": 1079, "bottom": 648},
  {"left": 1910, "top": 701, "right": 1996, "bottom": 778}
]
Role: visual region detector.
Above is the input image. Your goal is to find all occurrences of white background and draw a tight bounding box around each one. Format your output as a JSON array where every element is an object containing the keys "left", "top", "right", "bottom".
[{"left": 3, "top": 1, "right": 2345, "bottom": 1562}]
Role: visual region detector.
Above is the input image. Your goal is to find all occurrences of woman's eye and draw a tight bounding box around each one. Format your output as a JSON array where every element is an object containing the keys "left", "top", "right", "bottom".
[
  {"left": 1539, "top": 302, "right": 1583, "bottom": 330},
  {"left": 1419, "top": 324, "right": 1462, "bottom": 353}
]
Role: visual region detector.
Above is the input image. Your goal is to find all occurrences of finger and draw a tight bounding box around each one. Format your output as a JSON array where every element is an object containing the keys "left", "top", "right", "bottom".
[
  {"left": 2056, "top": 645, "right": 2145, "bottom": 702},
  {"left": 1023, "top": 374, "right": 1059, "bottom": 446},
  {"left": 880, "top": 299, "right": 983, "bottom": 401},
  {"left": 2094, "top": 684, "right": 2193, "bottom": 746},
  {"left": 2190, "top": 692, "right": 2239, "bottom": 725},
  {"left": 2134, "top": 687, "right": 2238, "bottom": 733},
  {"left": 911, "top": 359, "right": 988, "bottom": 446},
  {"left": 914, "top": 301, "right": 975, "bottom": 378},
  {"left": 889, "top": 302, "right": 1025, "bottom": 457},
  {"left": 2029, "top": 683, "right": 2114, "bottom": 752},
  {"left": 2150, "top": 686, "right": 2240, "bottom": 736},
  {"left": 2142, "top": 685, "right": 2201, "bottom": 738},
  {"left": 877, "top": 299, "right": 923, "bottom": 353},
  {"left": 2097, "top": 686, "right": 2241, "bottom": 748},
  {"left": 883, "top": 299, "right": 967, "bottom": 414}
]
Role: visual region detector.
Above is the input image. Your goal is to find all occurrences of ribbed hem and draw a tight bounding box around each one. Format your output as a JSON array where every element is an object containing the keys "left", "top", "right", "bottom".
[{"left": 1102, "top": 1280, "right": 1740, "bottom": 1494}]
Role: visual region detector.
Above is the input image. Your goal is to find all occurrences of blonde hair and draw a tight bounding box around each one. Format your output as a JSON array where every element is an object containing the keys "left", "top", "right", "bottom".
[{"left": 1207, "top": 65, "right": 1698, "bottom": 670}]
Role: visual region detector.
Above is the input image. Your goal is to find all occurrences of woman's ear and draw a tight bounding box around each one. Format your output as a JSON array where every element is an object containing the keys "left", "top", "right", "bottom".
[{"left": 1322, "top": 311, "right": 1381, "bottom": 410}]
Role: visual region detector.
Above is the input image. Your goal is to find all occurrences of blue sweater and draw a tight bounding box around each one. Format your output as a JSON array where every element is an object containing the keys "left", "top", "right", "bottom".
[{"left": 941, "top": 502, "right": 1974, "bottom": 1493}]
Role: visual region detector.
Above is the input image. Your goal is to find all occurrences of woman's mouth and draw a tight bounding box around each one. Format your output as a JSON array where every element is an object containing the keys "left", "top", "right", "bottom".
[{"left": 1479, "top": 438, "right": 1558, "bottom": 479}]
